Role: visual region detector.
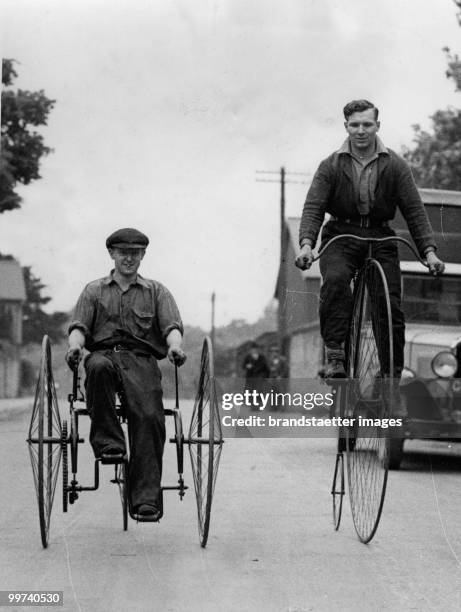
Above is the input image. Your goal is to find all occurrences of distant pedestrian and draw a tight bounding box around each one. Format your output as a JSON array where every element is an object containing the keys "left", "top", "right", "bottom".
[
  {"left": 268, "top": 344, "right": 288, "bottom": 379},
  {"left": 242, "top": 342, "right": 269, "bottom": 410},
  {"left": 267, "top": 344, "right": 288, "bottom": 411}
]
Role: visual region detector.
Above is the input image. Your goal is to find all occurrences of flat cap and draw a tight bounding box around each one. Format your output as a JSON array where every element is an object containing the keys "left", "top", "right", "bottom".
[{"left": 106, "top": 228, "right": 149, "bottom": 249}]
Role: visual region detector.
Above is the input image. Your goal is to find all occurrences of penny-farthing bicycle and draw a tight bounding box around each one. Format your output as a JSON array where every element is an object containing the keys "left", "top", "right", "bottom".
[
  {"left": 27, "top": 335, "right": 223, "bottom": 548},
  {"left": 313, "top": 234, "right": 429, "bottom": 543}
]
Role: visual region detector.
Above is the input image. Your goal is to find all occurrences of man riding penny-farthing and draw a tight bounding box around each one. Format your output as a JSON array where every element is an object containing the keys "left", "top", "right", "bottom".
[
  {"left": 27, "top": 228, "right": 223, "bottom": 548},
  {"left": 295, "top": 99, "right": 445, "bottom": 543}
]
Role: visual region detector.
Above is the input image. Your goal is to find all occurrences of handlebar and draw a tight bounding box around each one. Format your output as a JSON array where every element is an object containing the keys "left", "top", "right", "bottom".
[
  {"left": 72, "top": 365, "right": 79, "bottom": 399},
  {"left": 311, "top": 234, "right": 428, "bottom": 267},
  {"left": 174, "top": 365, "right": 179, "bottom": 410}
]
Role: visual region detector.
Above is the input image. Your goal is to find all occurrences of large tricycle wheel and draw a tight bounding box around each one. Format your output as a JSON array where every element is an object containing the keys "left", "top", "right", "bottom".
[
  {"left": 27, "top": 335, "right": 63, "bottom": 548},
  {"left": 188, "top": 337, "right": 223, "bottom": 548}
]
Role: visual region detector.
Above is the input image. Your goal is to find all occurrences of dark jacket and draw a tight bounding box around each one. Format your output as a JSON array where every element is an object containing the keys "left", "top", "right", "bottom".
[
  {"left": 243, "top": 353, "right": 270, "bottom": 379},
  {"left": 299, "top": 148, "right": 436, "bottom": 256}
]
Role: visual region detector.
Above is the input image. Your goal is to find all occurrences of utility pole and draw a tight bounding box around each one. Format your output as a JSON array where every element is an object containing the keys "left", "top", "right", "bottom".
[
  {"left": 280, "top": 167, "right": 285, "bottom": 272},
  {"left": 210, "top": 291, "right": 216, "bottom": 347},
  {"left": 279, "top": 168, "right": 287, "bottom": 351},
  {"left": 255, "top": 168, "right": 310, "bottom": 354}
]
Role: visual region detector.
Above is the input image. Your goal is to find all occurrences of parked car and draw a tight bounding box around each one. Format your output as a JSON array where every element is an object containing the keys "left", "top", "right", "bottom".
[{"left": 390, "top": 261, "right": 461, "bottom": 468}]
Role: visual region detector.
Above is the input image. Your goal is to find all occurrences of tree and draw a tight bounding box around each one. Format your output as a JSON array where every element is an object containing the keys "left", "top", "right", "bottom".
[
  {"left": 402, "top": 109, "right": 461, "bottom": 190},
  {"left": 403, "top": 1, "right": 461, "bottom": 189},
  {"left": 1, "top": 59, "right": 55, "bottom": 212},
  {"left": 442, "top": 1, "right": 461, "bottom": 90},
  {"left": 21, "top": 266, "right": 68, "bottom": 344}
]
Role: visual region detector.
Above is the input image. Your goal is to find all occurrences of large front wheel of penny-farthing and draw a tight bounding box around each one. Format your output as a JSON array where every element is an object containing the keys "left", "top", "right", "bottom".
[
  {"left": 188, "top": 337, "right": 223, "bottom": 547},
  {"left": 27, "top": 335, "right": 63, "bottom": 548},
  {"left": 345, "top": 259, "right": 392, "bottom": 544}
]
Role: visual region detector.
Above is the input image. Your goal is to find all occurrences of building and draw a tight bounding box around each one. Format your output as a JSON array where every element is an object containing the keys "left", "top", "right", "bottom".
[
  {"left": 275, "top": 188, "right": 461, "bottom": 378},
  {"left": 275, "top": 217, "right": 323, "bottom": 378},
  {"left": 0, "top": 258, "right": 26, "bottom": 398}
]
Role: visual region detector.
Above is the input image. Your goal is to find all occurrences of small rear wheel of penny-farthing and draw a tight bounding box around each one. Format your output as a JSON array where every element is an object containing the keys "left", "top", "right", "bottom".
[
  {"left": 188, "top": 337, "right": 224, "bottom": 547},
  {"left": 115, "top": 461, "right": 129, "bottom": 531},
  {"left": 27, "top": 335, "right": 63, "bottom": 548},
  {"left": 332, "top": 450, "right": 345, "bottom": 531},
  {"left": 331, "top": 382, "right": 347, "bottom": 531}
]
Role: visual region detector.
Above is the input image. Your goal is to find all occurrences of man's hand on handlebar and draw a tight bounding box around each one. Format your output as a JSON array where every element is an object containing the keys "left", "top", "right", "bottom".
[
  {"left": 426, "top": 251, "right": 445, "bottom": 276},
  {"left": 65, "top": 346, "right": 83, "bottom": 370},
  {"left": 168, "top": 347, "right": 187, "bottom": 367},
  {"left": 166, "top": 328, "right": 187, "bottom": 367},
  {"left": 295, "top": 244, "right": 314, "bottom": 270}
]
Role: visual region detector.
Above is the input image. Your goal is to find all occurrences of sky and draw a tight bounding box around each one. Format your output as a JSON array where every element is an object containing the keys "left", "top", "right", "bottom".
[{"left": 1, "top": 0, "right": 460, "bottom": 330}]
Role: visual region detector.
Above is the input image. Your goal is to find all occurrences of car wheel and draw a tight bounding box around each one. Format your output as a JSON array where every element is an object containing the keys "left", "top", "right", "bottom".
[{"left": 388, "top": 438, "right": 404, "bottom": 470}]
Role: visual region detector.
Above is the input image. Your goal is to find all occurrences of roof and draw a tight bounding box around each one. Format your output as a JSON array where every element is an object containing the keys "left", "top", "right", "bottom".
[
  {"left": 405, "top": 323, "right": 461, "bottom": 350},
  {"left": 0, "top": 259, "right": 26, "bottom": 301},
  {"left": 419, "top": 188, "right": 461, "bottom": 206},
  {"left": 401, "top": 261, "right": 461, "bottom": 276}
]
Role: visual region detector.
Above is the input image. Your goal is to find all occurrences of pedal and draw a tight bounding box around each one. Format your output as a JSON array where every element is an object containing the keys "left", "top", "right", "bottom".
[{"left": 99, "top": 453, "right": 127, "bottom": 465}]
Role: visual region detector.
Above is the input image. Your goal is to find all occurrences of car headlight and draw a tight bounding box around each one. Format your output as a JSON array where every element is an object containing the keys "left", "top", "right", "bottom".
[{"left": 431, "top": 351, "right": 458, "bottom": 379}]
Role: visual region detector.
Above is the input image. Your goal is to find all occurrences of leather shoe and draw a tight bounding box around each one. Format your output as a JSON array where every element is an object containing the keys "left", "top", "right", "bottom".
[
  {"left": 325, "top": 346, "right": 347, "bottom": 379},
  {"left": 136, "top": 504, "right": 161, "bottom": 521},
  {"left": 101, "top": 446, "right": 125, "bottom": 455},
  {"left": 325, "top": 359, "right": 347, "bottom": 379}
]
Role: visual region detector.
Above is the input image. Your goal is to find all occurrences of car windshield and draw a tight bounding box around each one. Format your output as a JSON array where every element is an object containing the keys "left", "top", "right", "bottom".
[{"left": 402, "top": 274, "right": 461, "bottom": 324}]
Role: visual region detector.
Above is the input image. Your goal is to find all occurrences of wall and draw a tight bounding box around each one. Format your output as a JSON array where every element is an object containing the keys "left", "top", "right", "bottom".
[
  {"left": 288, "top": 324, "right": 322, "bottom": 379},
  {"left": 280, "top": 236, "right": 321, "bottom": 339},
  {"left": 0, "top": 344, "right": 20, "bottom": 398}
]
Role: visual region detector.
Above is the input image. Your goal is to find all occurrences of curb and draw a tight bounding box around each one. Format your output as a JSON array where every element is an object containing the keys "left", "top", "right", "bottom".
[{"left": 0, "top": 397, "right": 34, "bottom": 420}]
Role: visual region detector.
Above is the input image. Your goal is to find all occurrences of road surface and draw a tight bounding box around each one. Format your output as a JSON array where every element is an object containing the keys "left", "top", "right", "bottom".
[{"left": 1, "top": 401, "right": 461, "bottom": 611}]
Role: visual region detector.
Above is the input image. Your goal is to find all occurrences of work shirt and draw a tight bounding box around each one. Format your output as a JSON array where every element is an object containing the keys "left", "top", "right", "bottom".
[
  {"left": 337, "top": 137, "right": 389, "bottom": 215},
  {"left": 69, "top": 271, "right": 183, "bottom": 359}
]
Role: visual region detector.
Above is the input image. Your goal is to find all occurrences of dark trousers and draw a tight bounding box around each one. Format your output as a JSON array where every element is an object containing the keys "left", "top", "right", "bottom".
[
  {"left": 84, "top": 350, "right": 165, "bottom": 508},
  {"left": 319, "top": 221, "right": 405, "bottom": 376}
]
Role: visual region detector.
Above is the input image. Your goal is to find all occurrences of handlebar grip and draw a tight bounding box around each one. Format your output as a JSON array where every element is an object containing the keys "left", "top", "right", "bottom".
[
  {"left": 72, "top": 367, "right": 78, "bottom": 400},
  {"left": 174, "top": 365, "right": 179, "bottom": 410}
]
